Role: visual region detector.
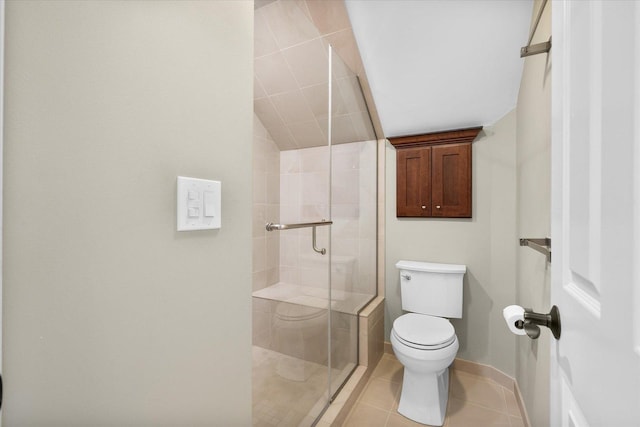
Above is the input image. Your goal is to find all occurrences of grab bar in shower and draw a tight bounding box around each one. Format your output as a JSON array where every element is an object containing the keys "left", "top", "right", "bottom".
[{"left": 266, "top": 220, "right": 332, "bottom": 255}]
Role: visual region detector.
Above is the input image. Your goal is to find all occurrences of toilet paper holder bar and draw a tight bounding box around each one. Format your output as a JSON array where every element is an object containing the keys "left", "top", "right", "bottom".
[{"left": 515, "top": 305, "right": 561, "bottom": 340}]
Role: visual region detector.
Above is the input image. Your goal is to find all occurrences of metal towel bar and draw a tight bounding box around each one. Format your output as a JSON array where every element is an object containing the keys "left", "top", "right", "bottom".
[
  {"left": 266, "top": 220, "right": 332, "bottom": 255},
  {"left": 265, "top": 220, "right": 332, "bottom": 231},
  {"left": 519, "top": 237, "right": 551, "bottom": 263},
  {"left": 520, "top": 0, "right": 551, "bottom": 58}
]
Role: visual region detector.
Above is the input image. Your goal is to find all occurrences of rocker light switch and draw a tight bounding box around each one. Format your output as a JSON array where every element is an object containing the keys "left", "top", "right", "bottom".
[
  {"left": 177, "top": 177, "right": 221, "bottom": 231},
  {"left": 203, "top": 191, "right": 215, "bottom": 217}
]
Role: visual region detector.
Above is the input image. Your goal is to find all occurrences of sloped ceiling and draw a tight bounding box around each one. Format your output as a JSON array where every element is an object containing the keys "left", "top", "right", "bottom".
[
  {"left": 253, "top": 0, "right": 377, "bottom": 151},
  {"left": 345, "top": 0, "right": 533, "bottom": 137}
]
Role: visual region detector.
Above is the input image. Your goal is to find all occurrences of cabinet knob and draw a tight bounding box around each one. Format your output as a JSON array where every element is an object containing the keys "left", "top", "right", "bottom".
[
  {"left": 436, "top": 205, "right": 441, "bottom": 209},
  {"left": 421, "top": 205, "right": 426, "bottom": 209}
]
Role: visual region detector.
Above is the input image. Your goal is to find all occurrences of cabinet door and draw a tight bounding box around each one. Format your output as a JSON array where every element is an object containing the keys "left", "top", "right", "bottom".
[
  {"left": 396, "top": 147, "right": 431, "bottom": 217},
  {"left": 431, "top": 143, "right": 471, "bottom": 217}
]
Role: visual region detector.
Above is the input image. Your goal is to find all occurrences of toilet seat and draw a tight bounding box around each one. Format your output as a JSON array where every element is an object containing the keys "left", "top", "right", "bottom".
[{"left": 392, "top": 313, "right": 456, "bottom": 350}]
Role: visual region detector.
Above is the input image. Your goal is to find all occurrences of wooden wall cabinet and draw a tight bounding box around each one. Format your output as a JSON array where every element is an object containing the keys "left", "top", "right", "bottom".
[{"left": 390, "top": 127, "right": 482, "bottom": 218}]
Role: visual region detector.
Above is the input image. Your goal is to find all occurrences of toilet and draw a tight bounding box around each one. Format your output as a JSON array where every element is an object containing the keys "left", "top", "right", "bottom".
[{"left": 391, "top": 260, "right": 466, "bottom": 426}]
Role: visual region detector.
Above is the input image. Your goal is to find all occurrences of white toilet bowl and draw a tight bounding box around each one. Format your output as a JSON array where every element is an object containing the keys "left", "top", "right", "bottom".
[{"left": 391, "top": 313, "right": 459, "bottom": 426}]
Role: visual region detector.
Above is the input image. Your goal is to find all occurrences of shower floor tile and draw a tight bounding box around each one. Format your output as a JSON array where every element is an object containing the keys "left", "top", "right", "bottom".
[{"left": 252, "top": 346, "right": 333, "bottom": 426}]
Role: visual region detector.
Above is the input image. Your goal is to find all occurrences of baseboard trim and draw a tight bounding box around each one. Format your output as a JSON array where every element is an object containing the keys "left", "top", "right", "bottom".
[
  {"left": 513, "top": 377, "right": 532, "bottom": 427},
  {"left": 453, "top": 358, "right": 531, "bottom": 427},
  {"left": 384, "top": 341, "right": 393, "bottom": 355}
]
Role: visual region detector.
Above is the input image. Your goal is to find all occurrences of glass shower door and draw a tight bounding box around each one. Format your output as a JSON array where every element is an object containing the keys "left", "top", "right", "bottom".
[{"left": 327, "top": 47, "right": 377, "bottom": 400}]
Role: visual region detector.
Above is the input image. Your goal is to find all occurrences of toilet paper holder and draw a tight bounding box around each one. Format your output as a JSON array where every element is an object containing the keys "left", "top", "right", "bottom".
[{"left": 515, "top": 305, "right": 561, "bottom": 340}]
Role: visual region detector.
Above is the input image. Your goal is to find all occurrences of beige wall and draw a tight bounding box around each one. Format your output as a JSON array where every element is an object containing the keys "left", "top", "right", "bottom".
[
  {"left": 385, "top": 110, "right": 518, "bottom": 376},
  {"left": 515, "top": 1, "right": 552, "bottom": 426},
  {"left": 3, "top": 1, "right": 253, "bottom": 425}
]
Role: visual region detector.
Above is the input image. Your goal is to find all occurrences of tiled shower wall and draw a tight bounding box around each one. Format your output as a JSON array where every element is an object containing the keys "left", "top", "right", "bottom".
[
  {"left": 279, "top": 140, "right": 377, "bottom": 295},
  {"left": 253, "top": 114, "right": 281, "bottom": 292}
]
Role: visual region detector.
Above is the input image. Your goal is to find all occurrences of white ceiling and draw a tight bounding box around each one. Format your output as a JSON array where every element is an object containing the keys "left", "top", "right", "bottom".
[{"left": 345, "top": 0, "right": 533, "bottom": 137}]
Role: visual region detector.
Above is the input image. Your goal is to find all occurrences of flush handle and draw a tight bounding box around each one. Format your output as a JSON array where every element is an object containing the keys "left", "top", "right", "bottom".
[{"left": 401, "top": 274, "right": 411, "bottom": 281}]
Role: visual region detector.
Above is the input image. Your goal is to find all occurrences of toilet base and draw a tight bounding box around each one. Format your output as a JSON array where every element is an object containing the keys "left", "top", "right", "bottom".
[{"left": 397, "top": 367, "right": 449, "bottom": 426}]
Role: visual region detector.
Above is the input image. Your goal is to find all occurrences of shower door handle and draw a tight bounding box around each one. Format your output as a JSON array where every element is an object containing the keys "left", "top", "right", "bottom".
[
  {"left": 312, "top": 226, "right": 326, "bottom": 255},
  {"left": 266, "top": 220, "right": 331, "bottom": 255}
]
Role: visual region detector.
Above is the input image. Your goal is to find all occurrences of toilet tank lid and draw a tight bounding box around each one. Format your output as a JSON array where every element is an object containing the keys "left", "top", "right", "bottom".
[{"left": 395, "top": 260, "right": 466, "bottom": 274}]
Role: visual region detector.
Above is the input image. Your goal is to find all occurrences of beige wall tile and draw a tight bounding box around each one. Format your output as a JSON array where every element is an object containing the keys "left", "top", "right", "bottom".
[
  {"left": 282, "top": 38, "right": 329, "bottom": 88},
  {"left": 254, "top": 97, "right": 285, "bottom": 129},
  {"left": 271, "top": 89, "right": 316, "bottom": 124},
  {"left": 325, "top": 115, "right": 358, "bottom": 144},
  {"left": 333, "top": 169, "right": 360, "bottom": 203},
  {"left": 266, "top": 236, "right": 280, "bottom": 270},
  {"left": 254, "top": 75, "right": 267, "bottom": 99},
  {"left": 252, "top": 270, "right": 267, "bottom": 293},
  {"left": 353, "top": 112, "right": 378, "bottom": 141},
  {"left": 262, "top": 0, "right": 319, "bottom": 50},
  {"left": 324, "top": 28, "right": 364, "bottom": 77},
  {"left": 253, "top": 237, "right": 267, "bottom": 273},
  {"left": 253, "top": 203, "right": 266, "bottom": 238},
  {"left": 255, "top": 52, "right": 299, "bottom": 95},
  {"left": 268, "top": 125, "right": 298, "bottom": 150},
  {"left": 280, "top": 149, "right": 300, "bottom": 173},
  {"left": 306, "top": 0, "right": 351, "bottom": 35},
  {"left": 300, "top": 145, "right": 329, "bottom": 171},
  {"left": 300, "top": 171, "right": 329, "bottom": 204},
  {"left": 301, "top": 83, "right": 331, "bottom": 118},
  {"left": 254, "top": 8, "right": 279, "bottom": 57},
  {"left": 337, "top": 76, "right": 369, "bottom": 113},
  {"left": 253, "top": 114, "right": 280, "bottom": 292},
  {"left": 288, "top": 120, "right": 326, "bottom": 148},
  {"left": 266, "top": 172, "right": 280, "bottom": 204}
]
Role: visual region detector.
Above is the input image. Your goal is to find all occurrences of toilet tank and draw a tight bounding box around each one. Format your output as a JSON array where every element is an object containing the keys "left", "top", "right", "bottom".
[{"left": 396, "top": 260, "right": 466, "bottom": 318}]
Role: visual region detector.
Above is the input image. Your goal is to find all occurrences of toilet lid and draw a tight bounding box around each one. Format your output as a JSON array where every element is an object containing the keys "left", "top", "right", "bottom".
[{"left": 392, "top": 313, "right": 455, "bottom": 349}]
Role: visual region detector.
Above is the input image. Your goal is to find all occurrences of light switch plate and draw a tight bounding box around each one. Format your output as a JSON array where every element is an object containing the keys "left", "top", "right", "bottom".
[{"left": 177, "top": 176, "right": 221, "bottom": 231}]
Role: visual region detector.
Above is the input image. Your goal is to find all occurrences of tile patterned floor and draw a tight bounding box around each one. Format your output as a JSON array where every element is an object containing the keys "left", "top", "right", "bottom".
[
  {"left": 252, "top": 346, "right": 328, "bottom": 426},
  {"left": 343, "top": 353, "right": 525, "bottom": 427}
]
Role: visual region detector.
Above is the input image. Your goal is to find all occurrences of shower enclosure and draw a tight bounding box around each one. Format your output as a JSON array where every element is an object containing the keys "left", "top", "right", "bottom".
[{"left": 252, "top": 3, "right": 377, "bottom": 423}]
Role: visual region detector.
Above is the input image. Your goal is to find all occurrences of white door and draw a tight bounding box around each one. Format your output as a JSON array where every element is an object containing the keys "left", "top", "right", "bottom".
[
  {"left": 0, "top": 0, "right": 4, "bottom": 421},
  {"left": 551, "top": 1, "right": 640, "bottom": 426}
]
